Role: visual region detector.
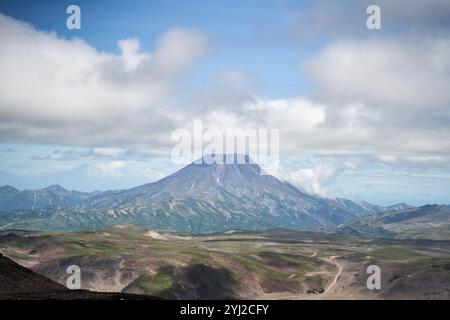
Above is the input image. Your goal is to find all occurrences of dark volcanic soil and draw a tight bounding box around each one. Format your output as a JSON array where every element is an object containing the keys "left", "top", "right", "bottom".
[{"left": 0, "top": 253, "right": 157, "bottom": 300}]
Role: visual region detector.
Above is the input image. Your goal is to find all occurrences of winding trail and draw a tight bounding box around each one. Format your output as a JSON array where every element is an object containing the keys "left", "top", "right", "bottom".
[
  {"left": 255, "top": 253, "right": 344, "bottom": 300},
  {"left": 318, "top": 256, "right": 343, "bottom": 296},
  {"left": 304, "top": 249, "right": 343, "bottom": 295}
]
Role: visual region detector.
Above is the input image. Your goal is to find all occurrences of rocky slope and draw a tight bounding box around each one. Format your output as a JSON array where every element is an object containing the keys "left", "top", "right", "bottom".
[{"left": 0, "top": 252, "right": 155, "bottom": 299}]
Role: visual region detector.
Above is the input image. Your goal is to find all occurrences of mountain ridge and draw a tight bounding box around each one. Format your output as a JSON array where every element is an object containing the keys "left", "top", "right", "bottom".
[
  {"left": 0, "top": 157, "right": 419, "bottom": 233},
  {"left": 335, "top": 204, "right": 450, "bottom": 240}
]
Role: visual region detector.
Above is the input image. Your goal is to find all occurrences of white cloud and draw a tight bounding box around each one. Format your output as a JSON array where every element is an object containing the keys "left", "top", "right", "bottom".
[
  {"left": 298, "top": 36, "right": 450, "bottom": 160},
  {"left": 87, "top": 161, "right": 127, "bottom": 178},
  {"left": 117, "top": 38, "right": 149, "bottom": 71},
  {"left": 288, "top": 163, "right": 338, "bottom": 196},
  {"left": 189, "top": 69, "right": 261, "bottom": 112},
  {"left": 304, "top": 37, "right": 450, "bottom": 109},
  {"left": 284, "top": 159, "right": 358, "bottom": 197},
  {"left": 1, "top": 12, "right": 450, "bottom": 169},
  {"left": 91, "top": 148, "right": 126, "bottom": 158},
  {"left": 246, "top": 98, "right": 326, "bottom": 132},
  {"left": 0, "top": 13, "right": 208, "bottom": 148},
  {"left": 152, "top": 27, "right": 209, "bottom": 77}
]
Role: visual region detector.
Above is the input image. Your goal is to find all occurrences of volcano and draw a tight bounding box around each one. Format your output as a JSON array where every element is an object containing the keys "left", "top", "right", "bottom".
[{"left": 70, "top": 155, "right": 381, "bottom": 232}]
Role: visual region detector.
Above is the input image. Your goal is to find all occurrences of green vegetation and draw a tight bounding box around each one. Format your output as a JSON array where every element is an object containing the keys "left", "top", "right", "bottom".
[
  {"left": 369, "top": 246, "right": 422, "bottom": 260},
  {"left": 1, "top": 226, "right": 449, "bottom": 299},
  {"left": 305, "top": 274, "right": 326, "bottom": 288},
  {"left": 125, "top": 271, "right": 174, "bottom": 296}
]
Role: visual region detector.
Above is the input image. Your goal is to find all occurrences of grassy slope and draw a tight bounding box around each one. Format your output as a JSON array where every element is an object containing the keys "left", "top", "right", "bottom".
[{"left": 1, "top": 227, "right": 449, "bottom": 299}]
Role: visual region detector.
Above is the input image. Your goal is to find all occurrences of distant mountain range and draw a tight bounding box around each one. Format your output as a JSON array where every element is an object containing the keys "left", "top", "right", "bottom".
[
  {"left": 0, "top": 184, "right": 118, "bottom": 212},
  {"left": 0, "top": 156, "right": 416, "bottom": 233},
  {"left": 0, "top": 165, "right": 148, "bottom": 192},
  {"left": 336, "top": 204, "right": 450, "bottom": 240}
]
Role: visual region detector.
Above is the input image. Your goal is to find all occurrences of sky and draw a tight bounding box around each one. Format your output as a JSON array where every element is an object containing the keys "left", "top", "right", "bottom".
[{"left": 0, "top": 0, "right": 449, "bottom": 206}]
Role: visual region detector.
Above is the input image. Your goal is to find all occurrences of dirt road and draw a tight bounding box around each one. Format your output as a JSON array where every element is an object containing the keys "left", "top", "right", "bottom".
[
  {"left": 319, "top": 256, "right": 343, "bottom": 296},
  {"left": 255, "top": 254, "right": 344, "bottom": 300}
]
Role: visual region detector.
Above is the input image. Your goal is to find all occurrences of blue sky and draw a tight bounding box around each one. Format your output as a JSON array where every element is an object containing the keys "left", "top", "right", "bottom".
[
  {"left": 0, "top": 0, "right": 314, "bottom": 98},
  {"left": 0, "top": 0, "right": 449, "bottom": 206}
]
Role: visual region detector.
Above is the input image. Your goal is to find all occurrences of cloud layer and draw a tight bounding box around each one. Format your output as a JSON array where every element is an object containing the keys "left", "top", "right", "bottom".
[
  {"left": 1, "top": 8, "right": 450, "bottom": 167},
  {"left": 0, "top": 13, "right": 207, "bottom": 149}
]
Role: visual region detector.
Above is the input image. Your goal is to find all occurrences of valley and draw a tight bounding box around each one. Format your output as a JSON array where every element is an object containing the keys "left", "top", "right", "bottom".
[
  {"left": 0, "top": 160, "right": 448, "bottom": 300},
  {"left": 1, "top": 226, "right": 448, "bottom": 300}
]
